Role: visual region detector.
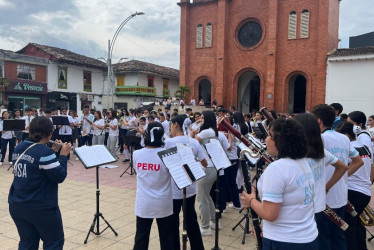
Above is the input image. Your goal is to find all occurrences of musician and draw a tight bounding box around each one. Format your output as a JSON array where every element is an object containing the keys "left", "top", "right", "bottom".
[
  {"left": 312, "top": 104, "right": 363, "bottom": 250},
  {"left": 293, "top": 114, "right": 349, "bottom": 240},
  {"left": 335, "top": 121, "right": 372, "bottom": 250},
  {"left": 13, "top": 109, "right": 23, "bottom": 145},
  {"left": 348, "top": 111, "right": 373, "bottom": 155},
  {"left": 22, "top": 107, "right": 34, "bottom": 141},
  {"left": 133, "top": 122, "right": 175, "bottom": 250},
  {"left": 190, "top": 112, "right": 202, "bottom": 134},
  {"left": 79, "top": 105, "right": 94, "bottom": 146},
  {"left": 241, "top": 118, "right": 318, "bottom": 249},
  {"left": 105, "top": 110, "right": 118, "bottom": 158},
  {"left": 69, "top": 110, "right": 79, "bottom": 149},
  {"left": 165, "top": 114, "right": 207, "bottom": 250},
  {"left": 91, "top": 111, "right": 105, "bottom": 145},
  {"left": 8, "top": 116, "right": 72, "bottom": 250},
  {"left": 58, "top": 108, "right": 74, "bottom": 160},
  {"left": 0, "top": 111, "right": 16, "bottom": 165},
  {"left": 159, "top": 113, "right": 169, "bottom": 138},
  {"left": 118, "top": 108, "right": 130, "bottom": 160},
  {"left": 190, "top": 110, "right": 218, "bottom": 236}
]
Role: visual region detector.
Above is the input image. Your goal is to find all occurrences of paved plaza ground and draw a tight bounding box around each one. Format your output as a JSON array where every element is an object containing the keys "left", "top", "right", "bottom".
[{"left": 1, "top": 153, "right": 374, "bottom": 249}]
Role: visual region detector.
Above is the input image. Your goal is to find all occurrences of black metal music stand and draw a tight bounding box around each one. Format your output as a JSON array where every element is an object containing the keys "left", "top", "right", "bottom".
[
  {"left": 84, "top": 166, "right": 118, "bottom": 244},
  {"left": 120, "top": 135, "right": 141, "bottom": 177}
]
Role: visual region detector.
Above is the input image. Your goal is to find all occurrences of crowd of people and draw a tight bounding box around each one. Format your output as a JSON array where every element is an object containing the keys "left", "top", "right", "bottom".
[{"left": 5, "top": 101, "right": 374, "bottom": 250}]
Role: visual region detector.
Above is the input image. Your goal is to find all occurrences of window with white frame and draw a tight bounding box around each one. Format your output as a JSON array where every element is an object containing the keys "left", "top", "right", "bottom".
[
  {"left": 205, "top": 23, "right": 212, "bottom": 47},
  {"left": 17, "top": 64, "right": 35, "bottom": 80},
  {"left": 288, "top": 11, "right": 297, "bottom": 40},
  {"left": 196, "top": 24, "right": 203, "bottom": 48},
  {"left": 300, "top": 9, "right": 310, "bottom": 38}
]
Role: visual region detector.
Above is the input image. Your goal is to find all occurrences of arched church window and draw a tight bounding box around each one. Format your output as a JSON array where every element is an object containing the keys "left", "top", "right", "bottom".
[
  {"left": 205, "top": 23, "right": 212, "bottom": 47},
  {"left": 196, "top": 24, "right": 203, "bottom": 48},
  {"left": 288, "top": 11, "right": 297, "bottom": 39},
  {"left": 300, "top": 9, "right": 310, "bottom": 38}
]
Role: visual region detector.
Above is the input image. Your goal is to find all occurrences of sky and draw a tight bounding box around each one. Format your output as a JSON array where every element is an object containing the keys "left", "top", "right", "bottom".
[{"left": 0, "top": 0, "right": 373, "bottom": 70}]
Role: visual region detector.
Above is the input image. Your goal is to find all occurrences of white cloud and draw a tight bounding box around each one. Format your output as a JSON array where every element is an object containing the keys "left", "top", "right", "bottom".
[{"left": 0, "top": 0, "right": 14, "bottom": 8}]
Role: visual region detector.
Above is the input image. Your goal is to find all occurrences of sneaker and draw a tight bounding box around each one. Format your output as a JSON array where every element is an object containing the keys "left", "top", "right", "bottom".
[
  {"left": 0, "top": 162, "right": 3, "bottom": 166},
  {"left": 9, "top": 162, "right": 13, "bottom": 165},
  {"left": 229, "top": 204, "right": 242, "bottom": 210},
  {"left": 209, "top": 221, "right": 222, "bottom": 230},
  {"left": 200, "top": 227, "right": 212, "bottom": 236},
  {"left": 222, "top": 209, "right": 227, "bottom": 213},
  {"left": 75, "top": 157, "right": 79, "bottom": 161},
  {"left": 118, "top": 152, "right": 123, "bottom": 155}
]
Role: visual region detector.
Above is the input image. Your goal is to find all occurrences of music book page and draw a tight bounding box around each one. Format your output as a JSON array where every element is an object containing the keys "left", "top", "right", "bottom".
[
  {"left": 176, "top": 143, "right": 206, "bottom": 180},
  {"left": 75, "top": 145, "right": 116, "bottom": 169},
  {"left": 160, "top": 151, "right": 192, "bottom": 189},
  {"left": 203, "top": 137, "right": 232, "bottom": 170}
]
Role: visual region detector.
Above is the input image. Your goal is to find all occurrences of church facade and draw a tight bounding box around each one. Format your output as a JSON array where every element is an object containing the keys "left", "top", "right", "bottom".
[{"left": 178, "top": 0, "right": 340, "bottom": 113}]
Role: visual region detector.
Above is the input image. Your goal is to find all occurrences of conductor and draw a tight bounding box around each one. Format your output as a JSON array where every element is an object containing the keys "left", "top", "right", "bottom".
[{"left": 8, "top": 116, "right": 72, "bottom": 250}]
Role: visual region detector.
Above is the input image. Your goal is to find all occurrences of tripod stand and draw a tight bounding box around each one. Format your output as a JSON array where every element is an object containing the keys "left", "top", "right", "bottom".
[
  {"left": 120, "top": 135, "right": 141, "bottom": 177},
  {"left": 84, "top": 166, "right": 118, "bottom": 244}
]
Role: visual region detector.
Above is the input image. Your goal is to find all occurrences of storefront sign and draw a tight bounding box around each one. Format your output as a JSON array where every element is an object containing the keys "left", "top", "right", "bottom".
[
  {"left": 60, "top": 94, "right": 69, "bottom": 100},
  {"left": 6, "top": 79, "right": 48, "bottom": 94}
]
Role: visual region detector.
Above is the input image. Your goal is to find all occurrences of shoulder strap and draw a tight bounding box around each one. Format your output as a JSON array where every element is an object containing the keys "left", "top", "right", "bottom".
[
  {"left": 359, "top": 131, "right": 371, "bottom": 139},
  {"left": 13, "top": 143, "right": 39, "bottom": 167}
]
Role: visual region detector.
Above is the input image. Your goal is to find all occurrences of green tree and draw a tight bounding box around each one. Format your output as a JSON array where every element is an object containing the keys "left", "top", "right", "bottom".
[{"left": 175, "top": 85, "right": 191, "bottom": 100}]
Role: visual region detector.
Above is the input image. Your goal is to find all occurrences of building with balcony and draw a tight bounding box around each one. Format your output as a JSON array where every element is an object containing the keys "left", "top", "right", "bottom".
[
  {"left": 17, "top": 43, "right": 107, "bottom": 112},
  {"left": 0, "top": 49, "right": 48, "bottom": 115},
  {"left": 110, "top": 60, "right": 179, "bottom": 109}
]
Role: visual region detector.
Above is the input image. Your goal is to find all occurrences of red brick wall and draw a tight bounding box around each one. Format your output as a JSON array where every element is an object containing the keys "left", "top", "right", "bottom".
[
  {"left": 4, "top": 61, "right": 47, "bottom": 82},
  {"left": 179, "top": 0, "right": 340, "bottom": 113}
]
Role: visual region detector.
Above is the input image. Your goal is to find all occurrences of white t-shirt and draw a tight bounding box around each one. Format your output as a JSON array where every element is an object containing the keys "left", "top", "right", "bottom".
[
  {"left": 164, "top": 136, "right": 206, "bottom": 199},
  {"left": 348, "top": 140, "right": 372, "bottom": 196},
  {"left": 134, "top": 147, "right": 173, "bottom": 218},
  {"left": 217, "top": 131, "right": 231, "bottom": 176},
  {"left": 322, "top": 130, "right": 359, "bottom": 208},
  {"left": 258, "top": 158, "right": 318, "bottom": 243},
  {"left": 357, "top": 131, "right": 373, "bottom": 162},
  {"left": 80, "top": 114, "right": 94, "bottom": 136},
  {"left": 197, "top": 128, "right": 216, "bottom": 168},
  {"left": 92, "top": 119, "right": 105, "bottom": 136},
  {"left": 161, "top": 121, "right": 170, "bottom": 137},
  {"left": 0, "top": 120, "right": 14, "bottom": 139},
  {"left": 306, "top": 149, "right": 338, "bottom": 213},
  {"left": 22, "top": 115, "right": 34, "bottom": 133},
  {"left": 128, "top": 115, "right": 137, "bottom": 129},
  {"left": 108, "top": 118, "right": 119, "bottom": 137},
  {"left": 59, "top": 115, "right": 74, "bottom": 135},
  {"left": 226, "top": 124, "right": 240, "bottom": 160}
]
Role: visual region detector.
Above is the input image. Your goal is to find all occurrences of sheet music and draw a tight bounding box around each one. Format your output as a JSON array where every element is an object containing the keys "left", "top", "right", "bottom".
[
  {"left": 204, "top": 138, "right": 232, "bottom": 170},
  {"left": 176, "top": 143, "right": 206, "bottom": 180},
  {"left": 161, "top": 152, "right": 192, "bottom": 189},
  {"left": 75, "top": 145, "right": 116, "bottom": 168}
]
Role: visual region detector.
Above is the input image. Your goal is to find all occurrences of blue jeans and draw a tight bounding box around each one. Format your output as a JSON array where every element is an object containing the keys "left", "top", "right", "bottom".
[
  {"left": 316, "top": 206, "right": 346, "bottom": 250},
  {"left": 1, "top": 137, "right": 15, "bottom": 162},
  {"left": 263, "top": 237, "right": 318, "bottom": 250}
]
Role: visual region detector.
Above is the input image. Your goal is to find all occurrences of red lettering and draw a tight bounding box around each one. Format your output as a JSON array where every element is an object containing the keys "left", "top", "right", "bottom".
[
  {"left": 142, "top": 163, "right": 147, "bottom": 170},
  {"left": 148, "top": 164, "right": 153, "bottom": 170},
  {"left": 155, "top": 164, "right": 160, "bottom": 171},
  {"left": 137, "top": 163, "right": 142, "bottom": 169}
]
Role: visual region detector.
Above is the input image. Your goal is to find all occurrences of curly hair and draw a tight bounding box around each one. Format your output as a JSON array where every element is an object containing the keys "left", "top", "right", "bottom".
[
  {"left": 29, "top": 116, "right": 54, "bottom": 142},
  {"left": 269, "top": 118, "right": 307, "bottom": 159}
]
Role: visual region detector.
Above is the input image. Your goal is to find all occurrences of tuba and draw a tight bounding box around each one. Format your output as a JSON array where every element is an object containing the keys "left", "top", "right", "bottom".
[{"left": 360, "top": 205, "right": 374, "bottom": 226}]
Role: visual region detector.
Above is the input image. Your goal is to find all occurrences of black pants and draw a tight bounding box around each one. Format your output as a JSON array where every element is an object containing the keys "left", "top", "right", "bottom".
[
  {"left": 134, "top": 215, "right": 175, "bottom": 250},
  {"left": 172, "top": 195, "right": 204, "bottom": 250},
  {"left": 22, "top": 132, "right": 29, "bottom": 142},
  {"left": 59, "top": 135, "right": 72, "bottom": 159},
  {"left": 345, "top": 189, "right": 371, "bottom": 250},
  {"left": 9, "top": 204, "right": 64, "bottom": 250}
]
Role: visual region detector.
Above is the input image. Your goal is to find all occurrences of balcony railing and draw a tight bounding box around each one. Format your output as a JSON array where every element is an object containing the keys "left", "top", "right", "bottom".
[
  {"left": 163, "top": 89, "right": 170, "bottom": 97},
  {"left": 115, "top": 86, "right": 156, "bottom": 96}
]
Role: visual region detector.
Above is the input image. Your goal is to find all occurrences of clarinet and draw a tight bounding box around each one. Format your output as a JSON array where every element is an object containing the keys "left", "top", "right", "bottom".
[{"left": 240, "top": 149, "right": 262, "bottom": 250}]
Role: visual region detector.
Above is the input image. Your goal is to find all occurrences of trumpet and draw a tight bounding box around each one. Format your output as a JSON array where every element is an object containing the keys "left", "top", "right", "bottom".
[{"left": 360, "top": 205, "right": 374, "bottom": 226}]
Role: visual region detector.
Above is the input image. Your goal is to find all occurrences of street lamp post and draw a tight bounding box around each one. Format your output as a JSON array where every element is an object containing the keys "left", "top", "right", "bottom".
[{"left": 107, "top": 11, "right": 145, "bottom": 109}]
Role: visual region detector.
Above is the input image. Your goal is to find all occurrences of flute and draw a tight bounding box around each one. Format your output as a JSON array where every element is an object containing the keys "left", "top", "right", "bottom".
[{"left": 49, "top": 140, "right": 75, "bottom": 152}]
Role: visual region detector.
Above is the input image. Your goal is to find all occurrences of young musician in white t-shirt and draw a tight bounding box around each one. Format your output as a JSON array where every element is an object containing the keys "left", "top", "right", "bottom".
[
  {"left": 190, "top": 110, "right": 218, "bottom": 236},
  {"left": 133, "top": 122, "right": 174, "bottom": 250},
  {"left": 312, "top": 104, "right": 363, "bottom": 250},
  {"left": 105, "top": 110, "right": 118, "bottom": 159},
  {"left": 91, "top": 111, "right": 105, "bottom": 145},
  {"left": 22, "top": 107, "right": 34, "bottom": 141},
  {"left": 164, "top": 114, "right": 207, "bottom": 250},
  {"left": 336, "top": 121, "right": 373, "bottom": 250},
  {"left": 0, "top": 111, "right": 16, "bottom": 165},
  {"left": 294, "top": 114, "right": 349, "bottom": 243},
  {"left": 241, "top": 118, "right": 318, "bottom": 249}
]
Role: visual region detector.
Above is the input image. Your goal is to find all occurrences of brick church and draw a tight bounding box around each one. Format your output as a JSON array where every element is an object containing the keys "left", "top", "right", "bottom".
[{"left": 178, "top": 0, "right": 340, "bottom": 113}]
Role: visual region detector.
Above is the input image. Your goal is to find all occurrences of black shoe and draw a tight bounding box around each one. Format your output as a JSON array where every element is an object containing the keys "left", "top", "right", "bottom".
[{"left": 122, "top": 159, "right": 130, "bottom": 162}]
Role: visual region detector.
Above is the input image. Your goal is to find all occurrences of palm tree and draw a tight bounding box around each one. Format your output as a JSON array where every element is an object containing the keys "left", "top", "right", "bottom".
[{"left": 175, "top": 85, "right": 191, "bottom": 100}]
